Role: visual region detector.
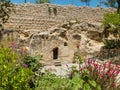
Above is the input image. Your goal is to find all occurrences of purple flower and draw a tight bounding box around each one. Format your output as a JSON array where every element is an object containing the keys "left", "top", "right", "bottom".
[
  {"left": 10, "top": 42, "right": 17, "bottom": 50},
  {"left": 19, "top": 47, "right": 24, "bottom": 53},
  {"left": 22, "top": 63, "right": 28, "bottom": 68}
]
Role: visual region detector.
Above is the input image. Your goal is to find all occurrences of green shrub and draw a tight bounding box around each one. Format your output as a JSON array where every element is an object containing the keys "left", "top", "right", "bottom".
[
  {"left": 35, "top": 63, "right": 100, "bottom": 90},
  {"left": 103, "top": 39, "right": 120, "bottom": 49},
  {"left": 0, "top": 47, "right": 33, "bottom": 90},
  {"left": 103, "top": 12, "right": 120, "bottom": 35},
  {"left": 23, "top": 55, "right": 43, "bottom": 72}
]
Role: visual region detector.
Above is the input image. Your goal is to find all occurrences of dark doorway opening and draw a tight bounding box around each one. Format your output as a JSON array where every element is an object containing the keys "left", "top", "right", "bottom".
[
  {"left": 64, "top": 42, "right": 68, "bottom": 46},
  {"left": 53, "top": 47, "right": 58, "bottom": 59}
]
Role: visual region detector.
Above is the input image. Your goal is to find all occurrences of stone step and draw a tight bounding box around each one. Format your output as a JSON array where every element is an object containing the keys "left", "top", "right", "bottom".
[{"left": 54, "top": 61, "right": 62, "bottom": 66}]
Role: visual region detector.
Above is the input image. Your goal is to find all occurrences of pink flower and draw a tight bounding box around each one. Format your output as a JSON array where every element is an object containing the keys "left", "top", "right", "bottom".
[
  {"left": 113, "top": 70, "right": 120, "bottom": 77},
  {"left": 101, "top": 74, "right": 105, "bottom": 79},
  {"left": 94, "top": 63, "right": 99, "bottom": 69},
  {"left": 88, "top": 58, "right": 92, "bottom": 65},
  {"left": 116, "top": 64, "right": 120, "bottom": 68},
  {"left": 106, "top": 68, "right": 115, "bottom": 78},
  {"left": 66, "top": 64, "right": 69, "bottom": 68},
  {"left": 103, "top": 62, "right": 107, "bottom": 68},
  {"left": 22, "top": 63, "right": 28, "bottom": 68},
  {"left": 92, "top": 60, "right": 96, "bottom": 64},
  {"left": 98, "top": 65, "right": 102, "bottom": 70}
]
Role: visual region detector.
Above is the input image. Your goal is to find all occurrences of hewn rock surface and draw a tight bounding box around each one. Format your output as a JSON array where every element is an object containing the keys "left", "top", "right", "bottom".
[
  {"left": 17, "top": 21, "right": 105, "bottom": 64},
  {"left": 2, "top": 3, "right": 118, "bottom": 64},
  {"left": 3, "top": 3, "right": 115, "bottom": 31}
]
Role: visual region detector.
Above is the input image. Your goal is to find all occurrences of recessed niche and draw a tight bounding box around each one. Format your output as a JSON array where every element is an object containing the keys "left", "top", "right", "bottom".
[
  {"left": 64, "top": 42, "right": 68, "bottom": 46},
  {"left": 53, "top": 47, "right": 58, "bottom": 59}
]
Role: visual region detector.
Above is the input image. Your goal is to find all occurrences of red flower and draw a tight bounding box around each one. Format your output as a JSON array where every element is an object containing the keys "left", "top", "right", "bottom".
[
  {"left": 88, "top": 58, "right": 92, "bottom": 65},
  {"left": 101, "top": 74, "right": 105, "bottom": 79},
  {"left": 106, "top": 68, "right": 115, "bottom": 78},
  {"left": 94, "top": 63, "right": 99, "bottom": 69}
]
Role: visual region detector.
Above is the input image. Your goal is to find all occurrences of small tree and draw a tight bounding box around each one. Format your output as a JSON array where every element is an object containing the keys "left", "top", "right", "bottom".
[
  {"left": 117, "top": 0, "right": 120, "bottom": 13},
  {"left": 0, "top": 0, "right": 13, "bottom": 40},
  {"left": 24, "top": 0, "right": 27, "bottom": 3},
  {"left": 80, "top": 0, "right": 91, "bottom": 6},
  {"left": 103, "top": 0, "right": 116, "bottom": 8},
  {"left": 0, "top": 0, "right": 13, "bottom": 29},
  {"left": 36, "top": 0, "right": 50, "bottom": 4}
]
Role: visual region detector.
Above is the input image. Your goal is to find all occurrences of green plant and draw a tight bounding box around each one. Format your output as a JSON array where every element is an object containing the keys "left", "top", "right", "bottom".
[
  {"left": 35, "top": 72, "right": 69, "bottom": 90},
  {"left": 36, "top": 0, "right": 50, "bottom": 4},
  {"left": 103, "top": 39, "right": 120, "bottom": 49},
  {"left": 23, "top": 55, "right": 43, "bottom": 72},
  {"left": 73, "top": 52, "right": 83, "bottom": 64},
  {"left": 0, "top": 47, "right": 34, "bottom": 90},
  {"left": 86, "top": 58, "right": 120, "bottom": 90},
  {"left": 67, "top": 64, "right": 101, "bottom": 90},
  {"left": 103, "top": 12, "right": 120, "bottom": 36},
  {"left": 103, "top": 39, "right": 116, "bottom": 49},
  {"left": 0, "top": 1, "right": 13, "bottom": 28}
]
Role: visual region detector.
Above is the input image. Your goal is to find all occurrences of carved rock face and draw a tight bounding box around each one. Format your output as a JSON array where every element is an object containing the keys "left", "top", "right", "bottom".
[
  {"left": 87, "top": 31, "right": 102, "bottom": 42},
  {"left": 17, "top": 21, "right": 107, "bottom": 64}
]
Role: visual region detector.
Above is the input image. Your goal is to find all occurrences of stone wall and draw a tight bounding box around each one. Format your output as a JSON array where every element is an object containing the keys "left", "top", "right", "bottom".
[
  {"left": 25, "top": 21, "right": 105, "bottom": 64},
  {"left": 3, "top": 3, "right": 116, "bottom": 31}
]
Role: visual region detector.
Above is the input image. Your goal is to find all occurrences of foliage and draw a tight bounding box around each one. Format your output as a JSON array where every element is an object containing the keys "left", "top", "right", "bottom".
[
  {"left": 103, "top": 12, "right": 120, "bottom": 35},
  {"left": 80, "top": 0, "right": 91, "bottom": 6},
  {"left": 68, "top": 60, "right": 101, "bottom": 90},
  {"left": 35, "top": 72, "right": 69, "bottom": 90},
  {"left": 103, "top": 39, "right": 120, "bottom": 49},
  {"left": 73, "top": 52, "right": 83, "bottom": 64},
  {"left": 86, "top": 58, "right": 120, "bottom": 90},
  {"left": 103, "top": 0, "right": 117, "bottom": 8},
  {"left": 36, "top": 0, "right": 50, "bottom": 4},
  {"left": 35, "top": 58, "right": 100, "bottom": 90},
  {"left": 0, "top": 0, "right": 13, "bottom": 30},
  {"left": 23, "top": 55, "right": 43, "bottom": 72},
  {"left": 0, "top": 47, "right": 34, "bottom": 90}
]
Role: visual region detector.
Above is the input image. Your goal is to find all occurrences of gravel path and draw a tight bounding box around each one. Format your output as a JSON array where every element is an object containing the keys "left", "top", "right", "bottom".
[{"left": 41, "top": 62, "right": 87, "bottom": 76}]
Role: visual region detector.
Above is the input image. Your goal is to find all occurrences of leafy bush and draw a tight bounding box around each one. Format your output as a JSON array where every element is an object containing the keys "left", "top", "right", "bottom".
[
  {"left": 23, "top": 55, "right": 43, "bottom": 72},
  {"left": 103, "top": 12, "right": 120, "bottom": 35},
  {"left": 0, "top": 47, "right": 34, "bottom": 90},
  {"left": 35, "top": 61, "right": 100, "bottom": 90},
  {"left": 103, "top": 39, "right": 120, "bottom": 49},
  {"left": 0, "top": 0, "right": 13, "bottom": 29},
  {"left": 86, "top": 58, "right": 120, "bottom": 90}
]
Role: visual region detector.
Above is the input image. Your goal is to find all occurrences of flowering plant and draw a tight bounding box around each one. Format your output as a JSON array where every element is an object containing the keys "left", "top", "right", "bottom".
[{"left": 85, "top": 58, "right": 120, "bottom": 90}]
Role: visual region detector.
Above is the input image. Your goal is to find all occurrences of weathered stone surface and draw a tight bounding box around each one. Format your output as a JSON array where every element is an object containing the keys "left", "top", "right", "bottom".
[
  {"left": 2, "top": 4, "right": 117, "bottom": 64},
  {"left": 3, "top": 3, "right": 115, "bottom": 31},
  {"left": 17, "top": 21, "right": 106, "bottom": 64}
]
